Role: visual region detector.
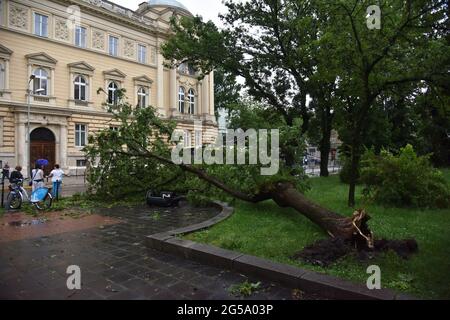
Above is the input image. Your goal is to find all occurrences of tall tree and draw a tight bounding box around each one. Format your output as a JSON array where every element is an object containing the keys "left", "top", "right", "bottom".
[
  {"left": 320, "top": 0, "right": 449, "bottom": 205},
  {"left": 161, "top": 0, "right": 449, "bottom": 206},
  {"left": 162, "top": 0, "right": 324, "bottom": 167}
]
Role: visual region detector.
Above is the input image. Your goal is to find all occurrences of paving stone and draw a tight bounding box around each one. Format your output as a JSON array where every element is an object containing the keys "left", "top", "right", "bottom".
[{"left": 0, "top": 204, "right": 322, "bottom": 300}]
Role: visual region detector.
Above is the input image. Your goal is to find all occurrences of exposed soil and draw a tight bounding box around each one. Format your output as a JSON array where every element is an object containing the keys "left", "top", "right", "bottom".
[{"left": 294, "top": 237, "right": 419, "bottom": 267}]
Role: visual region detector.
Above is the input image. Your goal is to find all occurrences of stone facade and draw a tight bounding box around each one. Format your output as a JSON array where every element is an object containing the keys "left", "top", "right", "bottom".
[{"left": 0, "top": 0, "right": 218, "bottom": 176}]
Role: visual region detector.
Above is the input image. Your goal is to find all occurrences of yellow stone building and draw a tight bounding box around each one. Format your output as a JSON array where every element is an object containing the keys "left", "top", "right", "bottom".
[{"left": 0, "top": 0, "right": 217, "bottom": 176}]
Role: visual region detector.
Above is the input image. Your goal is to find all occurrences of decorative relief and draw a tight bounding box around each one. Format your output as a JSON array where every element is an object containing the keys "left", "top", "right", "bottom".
[
  {"left": 87, "top": 0, "right": 103, "bottom": 6},
  {"left": 55, "top": 18, "right": 69, "bottom": 41},
  {"left": 92, "top": 29, "right": 105, "bottom": 50},
  {"left": 9, "top": 3, "right": 28, "bottom": 30},
  {"left": 123, "top": 39, "right": 135, "bottom": 58}
]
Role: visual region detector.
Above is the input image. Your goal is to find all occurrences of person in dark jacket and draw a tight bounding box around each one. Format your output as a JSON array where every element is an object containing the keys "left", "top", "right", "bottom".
[{"left": 9, "top": 166, "right": 24, "bottom": 184}]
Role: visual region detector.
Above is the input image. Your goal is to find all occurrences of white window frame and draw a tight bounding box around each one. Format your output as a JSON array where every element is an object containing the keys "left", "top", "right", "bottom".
[
  {"left": 33, "top": 68, "right": 49, "bottom": 96},
  {"left": 0, "top": 60, "right": 5, "bottom": 90},
  {"left": 107, "top": 81, "right": 119, "bottom": 105},
  {"left": 34, "top": 13, "right": 48, "bottom": 37},
  {"left": 76, "top": 159, "right": 86, "bottom": 167},
  {"left": 75, "top": 124, "right": 87, "bottom": 147},
  {"left": 188, "top": 89, "right": 195, "bottom": 114},
  {"left": 178, "top": 87, "right": 185, "bottom": 113},
  {"left": 137, "top": 86, "right": 148, "bottom": 108},
  {"left": 138, "top": 44, "right": 147, "bottom": 64},
  {"left": 74, "top": 75, "right": 87, "bottom": 101},
  {"left": 75, "top": 26, "right": 87, "bottom": 48},
  {"left": 184, "top": 130, "right": 191, "bottom": 148},
  {"left": 109, "top": 36, "right": 119, "bottom": 57}
]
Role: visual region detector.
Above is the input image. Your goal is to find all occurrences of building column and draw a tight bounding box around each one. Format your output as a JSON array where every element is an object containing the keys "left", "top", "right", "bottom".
[
  {"left": 202, "top": 74, "right": 209, "bottom": 118},
  {"left": 209, "top": 71, "right": 215, "bottom": 117},
  {"left": 60, "top": 124, "right": 68, "bottom": 170},
  {"left": 169, "top": 68, "right": 177, "bottom": 115},
  {"left": 156, "top": 52, "right": 166, "bottom": 116},
  {"left": 197, "top": 81, "right": 202, "bottom": 115}
]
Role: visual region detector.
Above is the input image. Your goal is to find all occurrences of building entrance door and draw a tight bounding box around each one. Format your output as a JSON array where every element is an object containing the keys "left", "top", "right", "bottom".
[{"left": 30, "top": 128, "right": 56, "bottom": 176}]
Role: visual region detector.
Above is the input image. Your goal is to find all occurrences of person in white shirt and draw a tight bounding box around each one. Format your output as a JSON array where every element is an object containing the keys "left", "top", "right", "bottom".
[
  {"left": 49, "top": 164, "right": 65, "bottom": 199},
  {"left": 31, "top": 165, "right": 45, "bottom": 192}
]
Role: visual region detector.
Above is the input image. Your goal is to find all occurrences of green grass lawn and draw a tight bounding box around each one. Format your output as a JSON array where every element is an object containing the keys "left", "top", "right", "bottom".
[{"left": 185, "top": 170, "right": 450, "bottom": 299}]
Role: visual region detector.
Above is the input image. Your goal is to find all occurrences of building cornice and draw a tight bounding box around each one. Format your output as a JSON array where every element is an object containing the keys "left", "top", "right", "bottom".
[
  {"left": 54, "top": 0, "right": 174, "bottom": 39},
  {"left": 0, "top": 27, "right": 158, "bottom": 70}
]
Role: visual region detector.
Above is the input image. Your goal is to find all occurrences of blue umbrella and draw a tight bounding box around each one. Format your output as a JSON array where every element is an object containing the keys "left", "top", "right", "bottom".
[{"left": 36, "top": 159, "right": 49, "bottom": 166}]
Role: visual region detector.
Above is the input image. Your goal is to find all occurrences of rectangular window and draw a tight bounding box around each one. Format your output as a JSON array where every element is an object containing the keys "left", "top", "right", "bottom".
[
  {"left": 75, "top": 26, "right": 87, "bottom": 48},
  {"left": 109, "top": 36, "right": 119, "bottom": 56},
  {"left": 0, "top": 61, "right": 5, "bottom": 90},
  {"left": 138, "top": 45, "right": 147, "bottom": 64},
  {"left": 34, "top": 13, "right": 48, "bottom": 37},
  {"left": 76, "top": 160, "right": 86, "bottom": 167},
  {"left": 0, "top": 0, "right": 3, "bottom": 26},
  {"left": 184, "top": 130, "right": 191, "bottom": 148},
  {"left": 195, "top": 130, "right": 202, "bottom": 148},
  {"left": 75, "top": 124, "right": 87, "bottom": 147}
]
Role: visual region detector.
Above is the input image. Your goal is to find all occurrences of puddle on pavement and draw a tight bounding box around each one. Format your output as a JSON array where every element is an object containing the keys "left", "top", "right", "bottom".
[{"left": 7, "top": 218, "right": 48, "bottom": 227}]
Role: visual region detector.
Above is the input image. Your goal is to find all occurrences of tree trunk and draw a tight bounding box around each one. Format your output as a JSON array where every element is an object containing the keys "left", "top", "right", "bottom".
[
  {"left": 135, "top": 150, "right": 373, "bottom": 246},
  {"left": 348, "top": 145, "right": 361, "bottom": 207},
  {"left": 319, "top": 129, "right": 332, "bottom": 177},
  {"left": 271, "top": 182, "right": 371, "bottom": 244}
]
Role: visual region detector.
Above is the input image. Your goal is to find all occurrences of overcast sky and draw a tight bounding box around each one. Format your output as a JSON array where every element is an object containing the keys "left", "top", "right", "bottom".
[{"left": 113, "top": 0, "right": 227, "bottom": 26}]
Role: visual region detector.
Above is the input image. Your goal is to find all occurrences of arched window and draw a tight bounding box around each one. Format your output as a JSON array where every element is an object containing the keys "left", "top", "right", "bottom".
[
  {"left": 74, "top": 75, "right": 87, "bottom": 101},
  {"left": 137, "top": 87, "right": 148, "bottom": 108},
  {"left": 188, "top": 89, "right": 195, "bottom": 114},
  {"left": 33, "top": 68, "right": 48, "bottom": 95},
  {"left": 178, "top": 87, "right": 185, "bottom": 113},
  {"left": 108, "top": 82, "right": 118, "bottom": 105}
]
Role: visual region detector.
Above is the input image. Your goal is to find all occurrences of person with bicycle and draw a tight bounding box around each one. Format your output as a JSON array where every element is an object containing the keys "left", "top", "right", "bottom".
[
  {"left": 9, "top": 166, "right": 24, "bottom": 184},
  {"left": 31, "top": 164, "right": 45, "bottom": 192}
]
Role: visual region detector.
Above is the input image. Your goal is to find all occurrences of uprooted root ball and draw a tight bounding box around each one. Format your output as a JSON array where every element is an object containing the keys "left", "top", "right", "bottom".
[{"left": 293, "top": 237, "right": 418, "bottom": 267}]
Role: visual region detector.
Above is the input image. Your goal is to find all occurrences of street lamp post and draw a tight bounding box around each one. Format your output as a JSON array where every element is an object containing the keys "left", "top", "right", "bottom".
[
  {"left": 26, "top": 75, "right": 44, "bottom": 177},
  {"left": 27, "top": 75, "right": 35, "bottom": 178}
]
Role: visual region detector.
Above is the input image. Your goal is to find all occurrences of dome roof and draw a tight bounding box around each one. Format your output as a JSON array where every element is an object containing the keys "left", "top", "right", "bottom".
[{"left": 147, "top": 0, "right": 189, "bottom": 12}]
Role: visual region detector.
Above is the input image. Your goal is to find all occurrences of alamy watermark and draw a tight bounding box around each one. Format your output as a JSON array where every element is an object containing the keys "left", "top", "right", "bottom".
[
  {"left": 366, "top": 5, "right": 381, "bottom": 30},
  {"left": 66, "top": 265, "right": 81, "bottom": 290},
  {"left": 366, "top": 265, "right": 381, "bottom": 290},
  {"left": 171, "top": 121, "right": 280, "bottom": 176}
]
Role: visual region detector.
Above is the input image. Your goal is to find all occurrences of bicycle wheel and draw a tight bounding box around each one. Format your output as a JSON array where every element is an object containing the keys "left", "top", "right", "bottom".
[
  {"left": 6, "top": 192, "right": 22, "bottom": 210},
  {"left": 35, "top": 193, "right": 53, "bottom": 211}
]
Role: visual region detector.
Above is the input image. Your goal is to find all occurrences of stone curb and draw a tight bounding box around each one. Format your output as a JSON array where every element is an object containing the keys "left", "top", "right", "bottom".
[{"left": 146, "top": 201, "right": 416, "bottom": 300}]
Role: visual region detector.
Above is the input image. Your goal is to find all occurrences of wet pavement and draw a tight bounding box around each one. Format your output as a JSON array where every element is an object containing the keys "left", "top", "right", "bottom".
[{"left": 0, "top": 204, "right": 322, "bottom": 300}]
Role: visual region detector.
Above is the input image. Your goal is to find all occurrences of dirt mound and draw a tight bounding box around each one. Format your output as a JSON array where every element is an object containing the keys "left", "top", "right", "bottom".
[{"left": 294, "top": 237, "right": 418, "bottom": 267}]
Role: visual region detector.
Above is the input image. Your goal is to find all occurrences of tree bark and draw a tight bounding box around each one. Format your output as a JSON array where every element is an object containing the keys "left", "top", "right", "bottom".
[
  {"left": 319, "top": 123, "right": 332, "bottom": 177},
  {"left": 347, "top": 138, "right": 362, "bottom": 207},
  {"left": 124, "top": 148, "right": 372, "bottom": 245}
]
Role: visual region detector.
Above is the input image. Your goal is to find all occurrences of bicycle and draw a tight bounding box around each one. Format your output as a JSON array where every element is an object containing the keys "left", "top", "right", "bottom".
[{"left": 6, "top": 179, "right": 53, "bottom": 211}]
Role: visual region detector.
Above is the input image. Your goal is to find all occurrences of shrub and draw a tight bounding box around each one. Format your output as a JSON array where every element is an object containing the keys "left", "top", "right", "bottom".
[{"left": 360, "top": 145, "right": 450, "bottom": 208}]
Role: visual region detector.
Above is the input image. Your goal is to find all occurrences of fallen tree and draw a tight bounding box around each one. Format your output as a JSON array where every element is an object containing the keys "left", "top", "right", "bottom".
[{"left": 86, "top": 101, "right": 381, "bottom": 256}]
